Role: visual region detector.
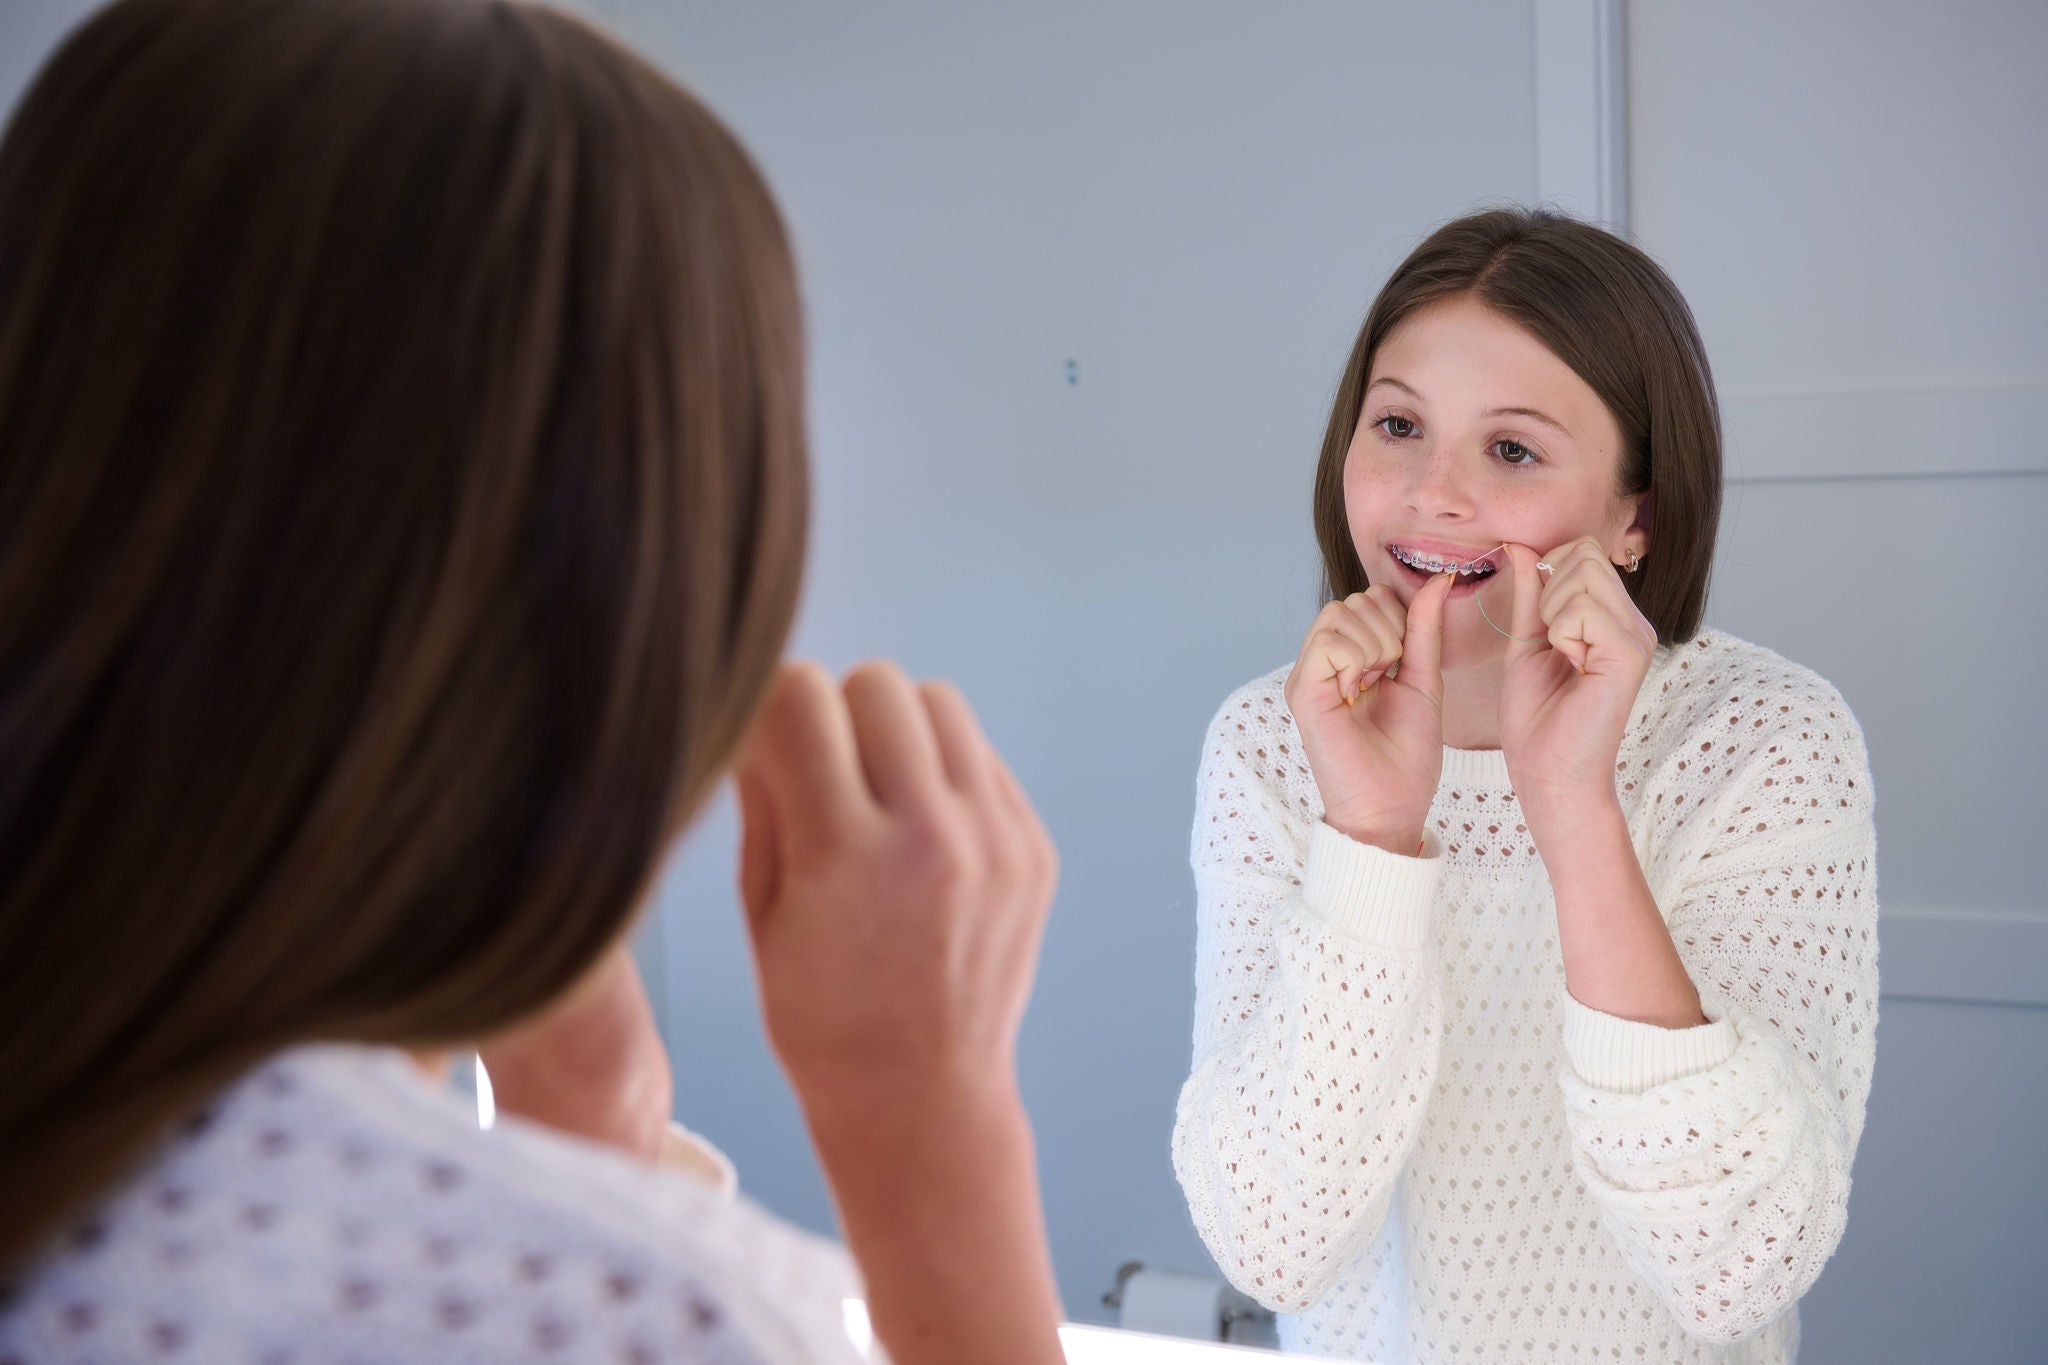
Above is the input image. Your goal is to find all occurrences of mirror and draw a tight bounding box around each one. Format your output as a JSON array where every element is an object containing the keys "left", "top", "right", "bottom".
[
  {"left": 600, "top": 4, "right": 2042, "bottom": 1361},
  {"left": 3, "top": 2, "right": 2037, "bottom": 1360}
]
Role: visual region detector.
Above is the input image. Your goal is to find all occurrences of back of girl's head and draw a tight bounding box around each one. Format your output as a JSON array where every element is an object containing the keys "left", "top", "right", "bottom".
[
  {"left": 1313, "top": 206, "right": 1722, "bottom": 643},
  {"left": 0, "top": 0, "right": 805, "bottom": 1268}
]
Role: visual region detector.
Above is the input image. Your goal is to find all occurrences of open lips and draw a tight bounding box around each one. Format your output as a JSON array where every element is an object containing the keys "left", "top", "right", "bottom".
[{"left": 1385, "top": 543, "right": 1506, "bottom": 594}]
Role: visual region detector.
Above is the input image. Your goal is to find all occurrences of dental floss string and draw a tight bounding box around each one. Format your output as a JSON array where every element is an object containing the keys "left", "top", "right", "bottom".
[{"left": 1469, "top": 543, "right": 1553, "bottom": 644}]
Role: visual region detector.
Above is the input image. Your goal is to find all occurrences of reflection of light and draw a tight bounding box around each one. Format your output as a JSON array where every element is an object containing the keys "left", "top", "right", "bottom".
[
  {"left": 840, "top": 1301, "right": 1285, "bottom": 1362},
  {"left": 842, "top": 1298, "right": 872, "bottom": 1355},
  {"left": 475, "top": 1056, "right": 495, "bottom": 1129}
]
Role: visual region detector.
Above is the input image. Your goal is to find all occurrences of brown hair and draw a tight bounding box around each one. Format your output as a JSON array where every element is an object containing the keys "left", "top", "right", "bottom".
[
  {"left": 1312, "top": 207, "right": 1721, "bottom": 643},
  {"left": 0, "top": 0, "right": 805, "bottom": 1269}
]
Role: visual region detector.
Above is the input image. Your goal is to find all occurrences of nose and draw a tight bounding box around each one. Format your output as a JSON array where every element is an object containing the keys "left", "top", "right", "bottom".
[{"left": 1404, "top": 442, "right": 1475, "bottom": 521}]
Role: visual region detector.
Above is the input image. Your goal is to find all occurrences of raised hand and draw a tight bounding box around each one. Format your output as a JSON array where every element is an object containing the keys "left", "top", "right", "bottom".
[
  {"left": 733, "top": 660, "right": 1054, "bottom": 1104},
  {"left": 1282, "top": 570, "right": 1456, "bottom": 855},
  {"left": 1495, "top": 539, "right": 1658, "bottom": 823},
  {"left": 733, "top": 660, "right": 1064, "bottom": 1365}
]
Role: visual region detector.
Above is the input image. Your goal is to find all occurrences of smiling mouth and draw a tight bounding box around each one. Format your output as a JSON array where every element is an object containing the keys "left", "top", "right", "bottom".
[{"left": 1387, "top": 544, "right": 1502, "bottom": 583}]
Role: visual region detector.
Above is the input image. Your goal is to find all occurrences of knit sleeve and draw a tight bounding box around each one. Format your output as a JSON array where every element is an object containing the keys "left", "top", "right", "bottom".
[
  {"left": 1556, "top": 672, "right": 1878, "bottom": 1346},
  {"left": 1169, "top": 680, "right": 1448, "bottom": 1313}
]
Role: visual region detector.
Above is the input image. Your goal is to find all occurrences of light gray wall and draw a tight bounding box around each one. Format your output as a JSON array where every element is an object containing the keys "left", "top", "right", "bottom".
[
  {"left": 620, "top": 4, "right": 2046, "bottom": 1349},
  {"left": 0, "top": 0, "right": 88, "bottom": 123},
  {"left": 1628, "top": 3, "right": 2048, "bottom": 1362}
]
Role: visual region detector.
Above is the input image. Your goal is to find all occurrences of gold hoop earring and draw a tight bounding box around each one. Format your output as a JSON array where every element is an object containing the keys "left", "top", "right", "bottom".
[{"left": 1622, "top": 549, "right": 1641, "bottom": 574}]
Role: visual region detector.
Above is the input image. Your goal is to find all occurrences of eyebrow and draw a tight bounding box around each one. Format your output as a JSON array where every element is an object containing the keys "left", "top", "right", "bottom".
[
  {"left": 1486, "top": 406, "right": 1573, "bottom": 438},
  {"left": 1366, "top": 377, "right": 1575, "bottom": 440}
]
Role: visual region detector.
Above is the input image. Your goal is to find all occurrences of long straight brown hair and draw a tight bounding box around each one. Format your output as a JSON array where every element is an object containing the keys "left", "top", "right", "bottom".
[
  {"left": 0, "top": 0, "right": 806, "bottom": 1271},
  {"left": 1313, "top": 208, "right": 1722, "bottom": 643}
]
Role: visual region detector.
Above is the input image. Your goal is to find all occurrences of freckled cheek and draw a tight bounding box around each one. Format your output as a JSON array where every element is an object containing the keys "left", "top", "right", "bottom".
[
  {"left": 1342, "top": 459, "right": 1400, "bottom": 547},
  {"left": 1495, "top": 498, "right": 1577, "bottom": 553},
  {"left": 1454, "top": 477, "right": 1596, "bottom": 554}
]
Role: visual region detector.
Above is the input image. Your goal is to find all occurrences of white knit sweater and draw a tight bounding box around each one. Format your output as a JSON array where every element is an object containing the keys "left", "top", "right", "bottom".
[{"left": 1171, "top": 630, "right": 1878, "bottom": 1364}]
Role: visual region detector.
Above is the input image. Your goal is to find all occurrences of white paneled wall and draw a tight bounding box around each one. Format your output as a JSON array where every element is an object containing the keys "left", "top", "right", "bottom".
[{"left": 1630, "top": 3, "right": 2048, "bottom": 1360}]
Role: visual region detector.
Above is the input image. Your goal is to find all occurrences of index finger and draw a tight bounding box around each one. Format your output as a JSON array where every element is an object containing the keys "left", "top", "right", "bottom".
[
  {"left": 737, "top": 661, "right": 873, "bottom": 848},
  {"left": 843, "top": 660, "right": 951, "bottom": 813}
]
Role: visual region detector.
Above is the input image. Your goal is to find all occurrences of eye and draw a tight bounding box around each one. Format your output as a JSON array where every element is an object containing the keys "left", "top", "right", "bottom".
[
  {"left": 1491, "top": 439, "right": 1538, "bottom": 466},
  {"left": 1375, "top": 415, "right": 1418, "bottom": 440}
]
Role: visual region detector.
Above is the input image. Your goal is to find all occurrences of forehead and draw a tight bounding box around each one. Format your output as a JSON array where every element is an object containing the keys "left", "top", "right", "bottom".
[{"left": 1370, "top": 296, "right": 1606, "bottom": 425}]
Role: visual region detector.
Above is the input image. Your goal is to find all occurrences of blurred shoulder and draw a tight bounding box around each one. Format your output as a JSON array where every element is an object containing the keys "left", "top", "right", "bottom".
[{"left": 0, "top": 1046, "right": 858, "bottom": 1364}]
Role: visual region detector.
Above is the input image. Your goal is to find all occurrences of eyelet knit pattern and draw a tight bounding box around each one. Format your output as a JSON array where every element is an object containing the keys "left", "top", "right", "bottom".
[
  {"left": 1172, "top": 630, "right": 1877, "bottom": 1364},
  {"left": 0, "top": 1047, "right": 864, "bottom": 1364}
]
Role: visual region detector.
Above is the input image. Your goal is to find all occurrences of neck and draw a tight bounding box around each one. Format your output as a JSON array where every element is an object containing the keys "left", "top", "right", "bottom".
[{"left": 1439, "top": 656, "right": 1505, "bottom": 750}]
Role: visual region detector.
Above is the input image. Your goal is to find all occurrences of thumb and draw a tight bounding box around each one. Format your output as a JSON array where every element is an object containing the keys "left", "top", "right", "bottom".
[
  {"left": 1501, "top": 542, "right": 1548, "bottom": 659},
  {"left": 1397, "top": 569, "right": 1455, "bottom": 700}
]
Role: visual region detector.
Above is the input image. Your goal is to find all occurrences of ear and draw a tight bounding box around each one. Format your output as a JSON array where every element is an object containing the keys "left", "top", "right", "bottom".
[{"left": 1624, "top": 486, "right": 1653, "bottom": 556}]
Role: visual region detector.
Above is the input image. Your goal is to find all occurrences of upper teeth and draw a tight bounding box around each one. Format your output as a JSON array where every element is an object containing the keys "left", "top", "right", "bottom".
[{"left": 1393, "top": 546, "right": 1494, "bottom": 576}]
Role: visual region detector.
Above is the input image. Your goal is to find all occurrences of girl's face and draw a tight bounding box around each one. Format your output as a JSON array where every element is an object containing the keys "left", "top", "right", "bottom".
[{"left": 1344, "top": 294, "right": 1647, "bottom": 672}]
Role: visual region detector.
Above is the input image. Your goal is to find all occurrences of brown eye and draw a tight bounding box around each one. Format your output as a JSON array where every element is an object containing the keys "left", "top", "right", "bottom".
[
  {"left": 1492, "top": 439, "right": 1537, "bottom": 465},
  {"left": 1377, "top": 416, "right": 1417, "bottom": 439}
]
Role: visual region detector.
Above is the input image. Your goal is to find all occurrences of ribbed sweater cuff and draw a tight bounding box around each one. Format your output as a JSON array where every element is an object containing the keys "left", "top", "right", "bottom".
[
  {"left": 1560, "top": 990, "right": 1741, "bottom": 1093},
  {"left": 1299, "top": 818, "right": 1444, "bottom": 949}
]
